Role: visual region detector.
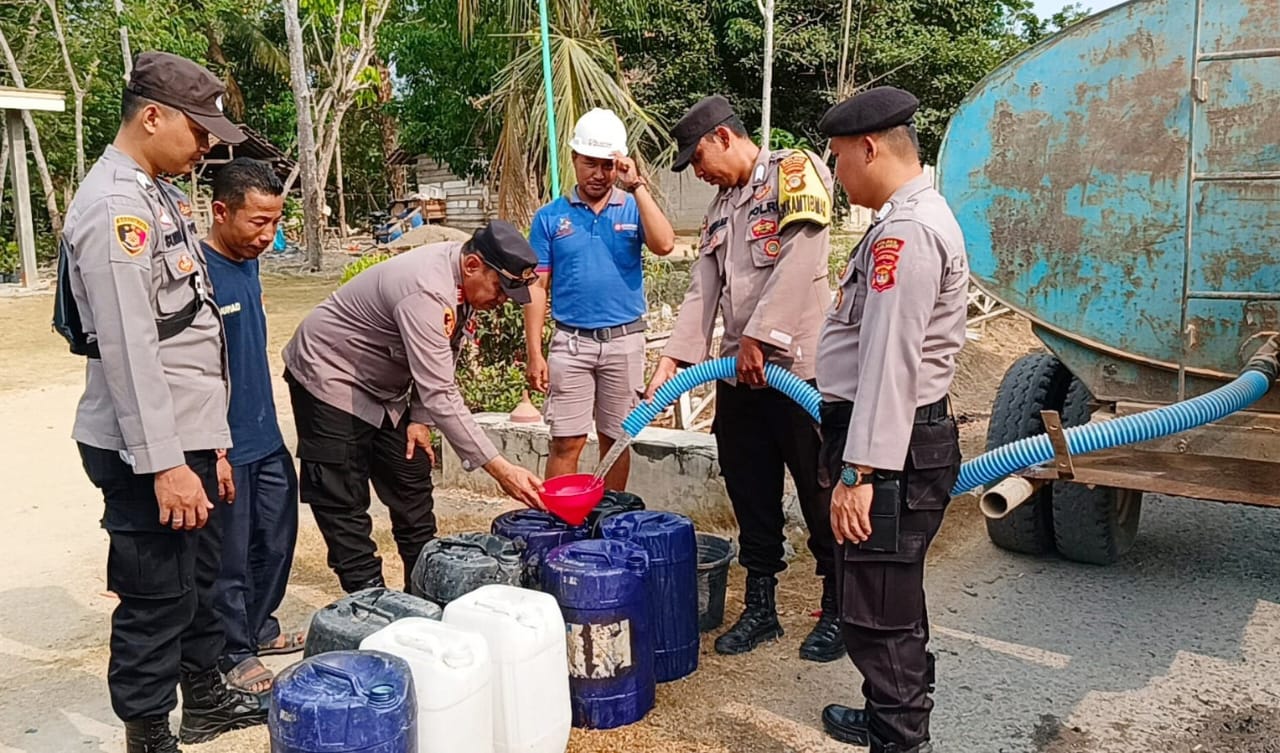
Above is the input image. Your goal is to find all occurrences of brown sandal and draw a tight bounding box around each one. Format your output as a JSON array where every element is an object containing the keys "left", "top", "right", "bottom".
[
  {"left": 258, "top": 630, "right": 307, "bottom": 657},
  {"left": 225, "top": 656, "right": 274, "bottom": 694}
]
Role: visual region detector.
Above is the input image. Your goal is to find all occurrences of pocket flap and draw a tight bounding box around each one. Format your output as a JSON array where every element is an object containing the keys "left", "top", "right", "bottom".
[
  {"left": 295, "top": 437, "right": 348, "bottom": 465},
  {"left": 843, "top": 530, "right": 927, "bottom": 564},
  {"left": 909, "top": 440, "right": 961, "bottom": 470}
]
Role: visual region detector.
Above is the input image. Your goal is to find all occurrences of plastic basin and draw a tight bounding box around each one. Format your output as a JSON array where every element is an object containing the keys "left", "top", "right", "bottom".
[{"left": 539, "top": 474, "right": 605, "bottom": 526}]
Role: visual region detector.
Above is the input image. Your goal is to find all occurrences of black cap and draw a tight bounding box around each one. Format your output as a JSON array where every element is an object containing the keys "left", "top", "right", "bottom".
[
  {"left": 818, "top": 86, "right": 919, "bottom": 138},
  {"left": 670, "top": 95, "right": 736, "bottom": 172},
  {"left": 127, "top": 52, "right": 245, "bottom": 145},
  {"left": 470, "top": 220, "right": 538, "bottom": 304}
]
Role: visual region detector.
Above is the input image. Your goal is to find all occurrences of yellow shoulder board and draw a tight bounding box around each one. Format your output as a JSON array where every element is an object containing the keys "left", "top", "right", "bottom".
[{"left": 777, "top": 151, "right": 831, "bottom": 230}]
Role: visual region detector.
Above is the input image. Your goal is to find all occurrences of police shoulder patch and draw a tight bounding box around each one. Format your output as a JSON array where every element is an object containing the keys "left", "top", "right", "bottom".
[
  {"left": 113, "top": 215, "right": 151, "bottom": 257},
  {"left": 443, "top": 307, "right": 457, "bottom": 338},
  {"left": 870, "top": 237, "right": 904, "bottom": 292},
  {"left": 777, "top": 151, "right": 831, "bottom": 230}
]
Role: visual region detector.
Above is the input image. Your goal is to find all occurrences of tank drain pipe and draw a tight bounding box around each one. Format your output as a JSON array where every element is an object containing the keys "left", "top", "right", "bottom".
[
  {"left": 956, "top": 336, "right": 1280, "bottom": 498},
  {"left": 979, "top": 476, "right": 1046, "bottom": 519}
]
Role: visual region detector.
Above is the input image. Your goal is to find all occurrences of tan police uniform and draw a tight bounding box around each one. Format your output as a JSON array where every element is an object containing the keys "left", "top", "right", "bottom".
[
  {"left": 283, "top": 240, "right": 500, "bottom": 591},
  {"left": 663, "top": 144, "right": 841, "bottom": 639},
  {"left": 816, "top": 131, "right": 968, "bottom": 752},
  {"left": 54, "top": 50, "right": 266, "bottom": 735}
]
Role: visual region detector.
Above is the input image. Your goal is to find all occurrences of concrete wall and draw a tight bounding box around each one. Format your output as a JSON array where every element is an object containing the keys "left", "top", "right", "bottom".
[{"left": 439, "top": 413, "right": 804, "bottom": 528}]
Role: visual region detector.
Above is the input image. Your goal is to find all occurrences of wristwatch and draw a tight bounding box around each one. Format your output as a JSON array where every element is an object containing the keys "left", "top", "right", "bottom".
[{"left": 839, "top": 464, "right": 873, "bottom": 487}]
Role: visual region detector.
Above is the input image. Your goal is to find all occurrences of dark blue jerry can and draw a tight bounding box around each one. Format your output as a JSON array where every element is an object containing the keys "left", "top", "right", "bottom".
[
  {"left": 600, "top": 511, "right": 699, "bottom": 682},
  {"left": 304, "top": 588, "right": 442, "bottom": 658},
  {"left": 270, "top": 650, "right": 417, "bottom": 753},
  {"left": 541, "top": 539, "right": 654, "bottom": 729},
  {"left": 491, "top": 509, "right": 587, "bottom": 587}
]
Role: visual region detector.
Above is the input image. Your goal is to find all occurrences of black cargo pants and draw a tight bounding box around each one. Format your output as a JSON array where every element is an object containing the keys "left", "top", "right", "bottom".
[
  {"left": 286, "top": 371, "right": 435, "bottom": 592},
  {"left": 714, "top": 380, "right": 836, "bottom": 580},
  {"left": 78, "top": 445, "right": 225, "bottom": 723},
  {"left": 819, "top": 400, "right": 961, "bottom": 752}
]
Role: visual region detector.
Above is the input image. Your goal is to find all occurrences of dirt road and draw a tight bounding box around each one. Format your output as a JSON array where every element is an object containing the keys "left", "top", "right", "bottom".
[{"left": 1, "top": 276, "right": 1277, "bottom": 753}]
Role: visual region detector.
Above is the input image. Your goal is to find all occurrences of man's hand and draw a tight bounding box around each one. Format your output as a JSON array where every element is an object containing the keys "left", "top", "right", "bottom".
[
  {"left": 406, "top": 422, "right": 436, "bottom": 465},
  {"left": 644, "top": 356, "right": 679, "bottom": 401},
  {"left": 216, "top": 454, "right": 236, "bottom": 504},
  {"left": 485, "top": 457, "right": 545, "bottom": 509},
  {"left": 527, "top": 352, "right": 549, "bottom": 394},
  {"left": 737, "top": 336, "right": 767, "bottom": 386},
  {"left": 613, "top": 151, "right": 646, "bottom": 192},
  {"left": 155, "top": 464, "right": 214, "bottom": 530},
  {"left": 830, "top": 480, "right": 874, "bottom": 545}
]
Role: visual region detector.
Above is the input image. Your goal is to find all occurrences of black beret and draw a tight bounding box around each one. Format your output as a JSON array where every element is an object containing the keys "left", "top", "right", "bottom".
[
  {"left": 471, "top": 220, "right": 538, "bottom": 304},
  {"left": 818, "top": 86, "right": 919, "bottom": 138},
  {"left": 670, "top": 95, "right": 736, "bottom": 172}
]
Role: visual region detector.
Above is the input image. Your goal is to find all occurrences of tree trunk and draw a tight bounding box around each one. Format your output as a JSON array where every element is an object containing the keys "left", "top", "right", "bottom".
[
  {"left": 756, "top": 0, "right": 775, "bottom": 150},
  {"left": 374, "top": 58, "right": 404, "bottom": 198},
  {"left": 114, "top": 0, "right": 133, "bottom": 76},
  {"left": 0, "top": 126, "right": 9, "bottom": 230},
  {"left": 0, "top": 27, "right": 63, "bottom": 236},
  {"left": 45, "top": 0, "right": 86, "bottom": 181},
  {"left": 335, "top": 134, "right": 347, "bottom": 239},
  {"left": 282, "top": 0, "right": 324, "bottom": 271}
]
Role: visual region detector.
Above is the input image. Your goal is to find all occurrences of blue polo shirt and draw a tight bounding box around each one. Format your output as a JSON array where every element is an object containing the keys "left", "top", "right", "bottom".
[
  {"left": 529, "top": 188, "right": 646, "bottom": 329},
  {"left": 202, "top": 242, "right": 284, "bottom": 466}
]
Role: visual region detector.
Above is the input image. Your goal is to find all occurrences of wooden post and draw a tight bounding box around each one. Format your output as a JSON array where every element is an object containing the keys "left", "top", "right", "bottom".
[{"left": 7, "top": 109, "right": 37, "bottom": 287}]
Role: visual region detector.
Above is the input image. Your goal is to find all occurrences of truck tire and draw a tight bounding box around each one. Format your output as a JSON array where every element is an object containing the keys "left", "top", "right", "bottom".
[
  {"left": 1051, "top": 378, "right": 1142, "bottom": 565},
  {"left": 983, "top": 352, "right": 1071, "bottom": 554}
]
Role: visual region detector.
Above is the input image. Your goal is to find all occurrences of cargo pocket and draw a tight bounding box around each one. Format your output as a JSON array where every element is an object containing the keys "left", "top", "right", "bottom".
[
  {"left": 841, "top": 530, "right": 927, "bottom": 629},
  {"left": 295, "top": 438, "right": 355, "bottom": 508},
  {"left": 904, "top": 422, "right": 961, "bottom": 511},
  {"left": 106, "top": 531, "right": 191, "bottom": 600}
]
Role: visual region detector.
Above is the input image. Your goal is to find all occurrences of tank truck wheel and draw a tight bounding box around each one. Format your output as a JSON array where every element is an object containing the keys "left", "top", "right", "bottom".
[
  {"left": 1051, "top": 378, "right": 1142, "bottom": 565},
  {"left": 983, "top": 353, "right": 1071, "bottom": 555}
]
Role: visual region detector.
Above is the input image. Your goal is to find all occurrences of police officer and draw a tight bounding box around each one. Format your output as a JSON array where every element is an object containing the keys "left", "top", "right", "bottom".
[
  {"left": 57, "top": 52, "right": 266, "bottom": 752},
  {"left": 813, "top": 87, "right": 968, "bottom": 753},
  {"left": 645, "top": 95, "right": 843, "bottom": 662},
  {"left": 283, "top": 221, "right": 545, "bottom": 593}
]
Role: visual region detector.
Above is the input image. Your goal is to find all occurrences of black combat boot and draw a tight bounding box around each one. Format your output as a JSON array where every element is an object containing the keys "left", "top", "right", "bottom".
[
  {"left": 178, "top": 668, "right": 268, "bottom": 744},
  {"left": 125, "top": 717, "right": 180, "bottom": 753},
  {"left": 714, "top": 574, "right": 783, "bottom": 655},
  {"left": 821, "top": 704, "right": 869, "bottom": 746},
  {"left": 799, "top": 577, "right": 846, "bottom": 662},
  {"left": 869, "top": 729, "right": 934, "bottom": 753},
  {"left": 926, "top": 650, "right": 936, "bottom": 694}
]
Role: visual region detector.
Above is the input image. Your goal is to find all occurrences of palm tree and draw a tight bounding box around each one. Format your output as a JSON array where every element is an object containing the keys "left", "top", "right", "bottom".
[{"left": 458, "top": 0, "right": 672, "bottom": 224}]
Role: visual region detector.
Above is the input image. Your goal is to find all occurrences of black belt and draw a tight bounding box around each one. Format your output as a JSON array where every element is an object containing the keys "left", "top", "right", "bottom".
[
  {"left": 555, "top": 318, "right": 646, "bottom": 343},
  {"left": 822, "top": 395, "right": 951, "bottom": 425},
  {"left": 84, "top": 295, "right": 204, "bottom": 360}
]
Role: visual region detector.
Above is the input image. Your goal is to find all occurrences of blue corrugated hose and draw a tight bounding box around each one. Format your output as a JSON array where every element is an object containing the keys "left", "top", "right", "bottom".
[
  {"left": 621, "top": 358, "right": 821, "bottom": 438},
  {"left": 952, "top": 368, "right": 1273, "bottom": 495},
  {"left": 622, "top": 357, "right": 1275, "bottom": 499}
]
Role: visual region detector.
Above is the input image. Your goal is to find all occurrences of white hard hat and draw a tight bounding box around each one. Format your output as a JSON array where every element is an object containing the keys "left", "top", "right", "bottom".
[{"left": 568, "top": 108, "right": 628, "bottom": 159}]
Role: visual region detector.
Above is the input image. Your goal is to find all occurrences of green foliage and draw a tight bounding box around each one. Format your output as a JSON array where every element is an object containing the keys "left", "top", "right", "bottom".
[
  {"left": 643, "top": 254, "right": 692, "bottom": 313},
  {"left": 459, "top": 304, "right": 552, "bottom": 412},
  {"left": 0, "top": 242, "right": 18, "bottom": 276},
  {"left": 382, "top": 0, "right": 507, "bottom": 179},
  {"left": 761, "top": 128, "right": 815, "bottom": 153},
  {"left": 340, "top": 252, "right": 391, "bottom": 284}
]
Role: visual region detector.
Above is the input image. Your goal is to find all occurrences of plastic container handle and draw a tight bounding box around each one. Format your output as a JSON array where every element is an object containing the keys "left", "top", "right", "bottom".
[
  {"left": 437, "top": 540, "right": 494, "bottom": 556},
  {"left": 311, "top": 661, "right": 363, "bottom": 694},
  {"left": 472, "top": 598, "right": 543, "bottom": 629},
  {"left": 350, "top": 600, "right": 397, "bottom": 622}
]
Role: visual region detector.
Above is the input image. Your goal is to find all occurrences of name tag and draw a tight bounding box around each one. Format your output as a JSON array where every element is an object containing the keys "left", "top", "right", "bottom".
[
  {"left": 220, "top": 302, "right": 242, "bottom": 316},
  {"left": 614, "top": 223, "right": 638, "bottom": 232}
]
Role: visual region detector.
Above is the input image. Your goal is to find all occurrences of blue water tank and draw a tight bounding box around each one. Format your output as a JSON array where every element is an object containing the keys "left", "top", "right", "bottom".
[
  {"left": 491, "top": 509, "right": 587, "bottom": 587},
  {"left": 541, "top": 539, "right": 654, "bottom": 729},
  {"left": 601, "top": 511, "right": 699, "bottom": 682},
  {"left": 270, "top": 650, "right": 417, "bottom": 753}
]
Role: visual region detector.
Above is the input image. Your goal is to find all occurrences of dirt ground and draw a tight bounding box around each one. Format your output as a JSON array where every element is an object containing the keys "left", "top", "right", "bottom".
[{"left": 2, "top": 274, "right": 1278, "bottom": 753}]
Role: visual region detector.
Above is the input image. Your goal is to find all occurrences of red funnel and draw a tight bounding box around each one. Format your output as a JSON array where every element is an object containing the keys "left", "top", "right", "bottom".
[{"left": 539, "top": 474, "right": 605, "bottom": 525}]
